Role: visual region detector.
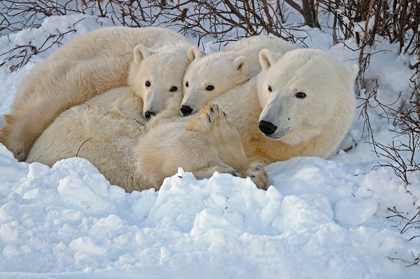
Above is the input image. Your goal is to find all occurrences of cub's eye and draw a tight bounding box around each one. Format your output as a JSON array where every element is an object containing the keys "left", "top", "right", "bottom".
[
  {"left": 295, "top": 92, "right": 307, "bottom": 99},
  {"left": 185, "top": 81, "right": 189, "bottom": 87},
  {"left": 206, "top": 85, "right": 214, "bottom": 91},
  {"left": 268, "top": 85, "right": 272, "bottom": 92},
  {"left": 170, "top": 86, "right": 178, "bottom": 92},
  {"left": 145, "top": 81, "right": 151, "bottom": 87}
]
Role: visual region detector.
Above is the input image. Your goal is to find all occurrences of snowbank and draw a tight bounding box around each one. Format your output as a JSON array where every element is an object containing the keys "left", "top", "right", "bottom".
[{"left": 0, "top": 13, "right": 419, "bottom": 279}]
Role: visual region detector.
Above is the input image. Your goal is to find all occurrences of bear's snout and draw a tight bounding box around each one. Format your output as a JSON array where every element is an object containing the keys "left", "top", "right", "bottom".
[
  {"left": 180, "top": 105, "right": 193, "bottom": 116},
  {"left": 145, "top": 111, "right": 156, "bottom": 120},
  {"left": 259, "top": 120, "right": 277, "bottom": 136}
]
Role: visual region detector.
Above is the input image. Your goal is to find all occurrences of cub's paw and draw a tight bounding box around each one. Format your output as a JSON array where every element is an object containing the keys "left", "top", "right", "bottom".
[
  {"left": 193, "top": 164, "right": 238, "bottom": 180},
  {"left": 187, "top": 104, "right": 232, "bottom": 132},
  {"left": 244, "top": 162, "right": 268, "bottom": 190},
  {"left": 0, "top": 115, "right": 30, "bottom": 161}
]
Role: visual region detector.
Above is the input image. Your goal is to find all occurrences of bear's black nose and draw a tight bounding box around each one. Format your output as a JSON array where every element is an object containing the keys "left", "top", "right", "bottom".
[
  {"left": 259, "top": 120, "right": 277, "bottom": 136},
  {"left": 144, "top": 111, "right": 155, "bottom": 120},
  {"left": 180, "top": 105, "right": 193, "bottom": 116}
]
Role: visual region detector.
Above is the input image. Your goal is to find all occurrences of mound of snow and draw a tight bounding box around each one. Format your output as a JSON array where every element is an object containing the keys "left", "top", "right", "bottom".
[{"left": 0, "top": 12, "right": 419, "bottom": 279}]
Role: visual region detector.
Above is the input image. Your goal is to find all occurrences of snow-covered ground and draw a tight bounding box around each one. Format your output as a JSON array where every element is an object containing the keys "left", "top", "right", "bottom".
[{"left": 0, "top": 12, "right": 419, "bottom": 278}]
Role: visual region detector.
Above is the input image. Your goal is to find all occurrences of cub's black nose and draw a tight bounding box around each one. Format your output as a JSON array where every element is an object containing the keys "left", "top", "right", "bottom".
[
  {"left": 144, "top": 111, "right": 155, "bottom": 120},
  {"left": 259, "top": 120, "right": 277, "bottom": 136},
  {"left": 180, "top": 105, "right": 193, "bottom": 116}
]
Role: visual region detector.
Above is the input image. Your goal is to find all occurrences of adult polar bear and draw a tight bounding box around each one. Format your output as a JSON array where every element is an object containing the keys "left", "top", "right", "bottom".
[
  {"left": 0, "top": 27, "right": 196, "bottom": 161},
  {"left": 27, "top": 48, "right": 357, "bottom": 192},
  {"left": 220, "top": 48, "right": 358, "bottom": 163}
]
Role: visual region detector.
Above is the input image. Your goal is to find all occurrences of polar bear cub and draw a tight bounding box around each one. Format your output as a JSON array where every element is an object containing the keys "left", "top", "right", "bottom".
[
  {"left": 26, "top": 88, "right": 268, "bottom": 192},
  {"left": 180, "top": 35, "right": 296, "bottom": 116},
  {"left": 0, "top": 26, "right": 196, "bottom": 162},
  {"left": 26, "top": 87, "right": 147, "bottom": 192},
  {"left": 137, "top": 102, "right": 267, "bottom": 189},
  {"left": 128, "top": 44, "right": 203, "bottom": 120}
]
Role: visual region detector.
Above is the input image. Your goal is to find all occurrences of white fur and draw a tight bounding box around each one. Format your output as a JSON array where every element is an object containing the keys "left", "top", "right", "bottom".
[
  {"left": 27, "top": 48, "right": 356, "bottom": 192},
  {"left": 26, "top": 87, "right": 146, "bottom": 192},
  {"left": 1, "top": 26, "right": 193, "bottom": 161},
  {"left": 128, "top": 43, "right": 193, "bottom": 116},
  {"left": 27, "top": 89, "right": 268, "bottom": 191},
  {"left": 212, "top": 48, "right": 358, "bottom": 163},
  {"left": 180, "top": 35, "right": 296, "bottom": 115}
]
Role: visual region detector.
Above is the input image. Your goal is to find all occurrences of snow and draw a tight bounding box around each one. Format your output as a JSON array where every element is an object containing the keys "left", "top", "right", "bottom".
[
  {"left": 0, "top": 11, "right": 419, "bottom": 279},
  {"left": 334, "top": 196, "right": 378, "bottom": 226}
]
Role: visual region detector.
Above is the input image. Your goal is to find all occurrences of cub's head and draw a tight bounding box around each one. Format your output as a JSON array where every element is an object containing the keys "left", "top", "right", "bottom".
[
  {"left": 257, "top": 48, "right": 358, "bottom": 145},
  {"left": 128, "top": 44, "right": 199, "bottom": 120},
  {"left": 180, "top": 48, "right": 250, "bottom": 116}
]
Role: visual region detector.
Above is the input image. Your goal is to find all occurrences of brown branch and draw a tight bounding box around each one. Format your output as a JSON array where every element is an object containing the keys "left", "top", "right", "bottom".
[
  {"left": 284, "top": 0, "right": 302, "bottom": 13},
  {"left": 76, "top": 137, "right": 92, "bottom": 157}
]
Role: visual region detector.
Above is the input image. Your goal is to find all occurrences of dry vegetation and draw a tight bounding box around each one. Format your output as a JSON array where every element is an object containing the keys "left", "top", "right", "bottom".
[
  {"left": 1, "top": 0, "right": 420, "bottom": 253},
  {"left": 1, "top": 0, "right": 419, "bottom": 176}
]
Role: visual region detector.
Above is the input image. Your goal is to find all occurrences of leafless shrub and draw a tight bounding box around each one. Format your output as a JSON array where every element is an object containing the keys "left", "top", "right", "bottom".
[
  {"left": 319, "top": 0, "right": 419, "bottom": 54},
  {"left": 0, "top": 0, "right": 312, "bottom": 69},
  {"left": 317, "top": 0, "right": 419, "bottom": 186},
  {"left": 0, "top": 0, "right": 90, "bottom": 35},
  {"left": 0, "top": 28, "right": 77, "bottom": 70},
  {"left": 387, "top": 205, "right": 420, "bottom": 267},
  {"left": 319, "top": 0, "right": 419, "bottom": 94},
  {"left": 371, "top": 67, "right": 420, "bottom": 185},
  {"left": 387, "top": 206, "right": 420, "bottom": 267},
  {"left": 407, "top": 254, "right": 420, "bottom": 267},
  {"left": 113, "top": 0, "right": 311, "bottom": 46},
  {"left": 356, "top": 66, "right": 420, "bottom": 185},
  {"left": 284, "top": 0, "right": 320, "bottom": 28},
  {"left": 387, "top": 206, "right": 410, "bottom": 221},
  {"left": 400, "top": 208, "right": 420, "bottom": 267},
  {"left": 401, "top": 209, "right": 420, "bottom": 240}
]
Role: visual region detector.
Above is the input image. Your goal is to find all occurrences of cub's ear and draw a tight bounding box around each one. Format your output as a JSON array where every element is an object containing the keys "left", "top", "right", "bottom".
[
  {"left": 259, "top": 49, "right": 282, "bottom": 70},
  {"left": 187, "top": 46, "right": 206, "bottom": 62},
  {"left": 134, "top": 44, "right": 153, "bottom": 64},
  {"left": 233, "top": 56, "right": 249, "bottom": 75},
  {"left": 344, "top": 64, "right": 359, "bottom": 83}
]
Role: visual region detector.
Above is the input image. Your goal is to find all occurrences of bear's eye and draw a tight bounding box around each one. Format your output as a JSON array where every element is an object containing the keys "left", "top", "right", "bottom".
[
  {"left": 170, "top": 86, "right": 178, "bottom": 92},
  {"left": 145, "top": 81, "right": 151, "bottom": 87},
  {"left": 268, "top": 85, "right": 272, "bottom": 92},
  {"left": 206, "top": 85, "right": 214, "bottom": 91},
  {"left": 295, "top": 92, "right": 307, "bottom": 99},
  {"left": 185, "top": 81, "right": 189, "bottom": 87}
]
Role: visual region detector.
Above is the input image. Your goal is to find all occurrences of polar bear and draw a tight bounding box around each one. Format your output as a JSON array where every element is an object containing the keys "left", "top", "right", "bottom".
[
  {"left": 1, "top": 26, "right": 196, "bottom": 161},
  {"left": 26, "top": 88, "right": 268, "bottom": 192},
  {"left": 211, "top": 48, "right": 358, "bottom": 163},
  {"left": 180, "top": 35, "right": 295, "bottom": 116},
  {"left": 26, "top": 87, "right": 146, "bottom": 192},
  {"left": 27, "top": 48, "right": 356, "bottom": 192},
  {"left": 137, "top": 102, "right": 267, "bottom": 189}
]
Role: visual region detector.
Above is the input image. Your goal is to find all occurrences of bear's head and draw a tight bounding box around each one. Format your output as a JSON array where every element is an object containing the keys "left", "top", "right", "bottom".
[
  {"left": 128, "top": 44, "right": 201, "bottom": 120},
  {"left": 180, "top": 49, "right": 250, "bottom": 116},
  {"left": 257, "top": 48, "right": 358, "bottom": 145}
]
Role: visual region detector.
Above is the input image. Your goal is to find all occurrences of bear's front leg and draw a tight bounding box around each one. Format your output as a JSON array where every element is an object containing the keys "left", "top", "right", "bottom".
[
  {"left": 193, "top": 165, "right": 239, "bottom": 180},
  {"left": 240, "top": 162, "right": 268, "bottom": 190}
]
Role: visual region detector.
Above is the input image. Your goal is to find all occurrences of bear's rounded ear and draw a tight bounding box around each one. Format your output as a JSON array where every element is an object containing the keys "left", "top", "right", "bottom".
[
  {"left": 134, "top": 44, "right": 153, "bottom": 64},
  {"left": 348, "top": 64, "right": 359, "bottom": 81},
  {"left": 259, "top": 49, "right": 282, "bottom": 70},
  {"left": 187, "top": 46, "right": 205, "bottom": 62},
  {"left": 233, "top": 56, "right": 249, "bottom": 75},
  {"left": 341, "top": 64, "right": 359, "bottom": 84}
]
